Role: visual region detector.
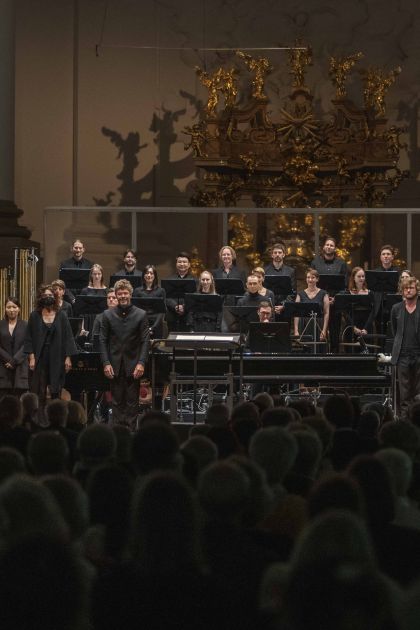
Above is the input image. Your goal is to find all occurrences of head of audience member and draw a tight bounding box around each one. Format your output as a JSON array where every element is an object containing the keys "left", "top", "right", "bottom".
[
  {"left": 175, "top": 251, "right": 191, "bottom": 277},
  {"left": 0, "top": 475, "right": 68, "bottom": 544},
  {"left": 270, "top": 242, "right": 287, "bottom": 267},
  {"left": 36, "top": 284, "right": 58, "bottom": 312},
  {"left": 288, "top": 429, "right": 323, "bottom": 481},
  {"left": 130, "top": 471, "right": 202, "bottom": 574},
  {"left": 66, "top": 401, "right": 87, "bottom": 433},
  {"left": 305, "top": 268, "right": 319, "bottom": 290},
  {"left": 142, "top": 264, "right": 159, "bottom": 290},
  {"left": 379, "top": 244, "right": 394, "bottom": 269},
  {"left": 206, "top": 425, "right": 239, "bottom": 459},
  {"left": 307, "top": 473, "right": 362, "bottom": 520},
  {"left": 71, "top": 239, "right": 85, "bottom": 261},
  {"left": 246, "top": 274, "right": 260, "bottom": 295},
  {"left": 288, "top": 398, "right": 315, "bottom": 418},
  {"left": 231, "top": 417, "right": 260, "bottom": 456},
  {"left": 86, "top": 463, "right": 134, "bottom": 563},
  {"left": 321, "top": 236, "right": 337, "bottom": 261},
  {"left": 89, "top": 263, "right": 106, "bottom": 288},
  {"left": 0, "top": 534, "right": 89, "bottom": 630},
  {"left": 0, "top": 395, "right": 23, "bottom": 430},
  {"left": 231, "top": 455, "right": 274, "bottom": 526},
  {"left": 110, "top": 425, "right": 133, "bottom": 464},
  {"left": 205, "top": 403, "right": 230, "bottom": 427},
  {"left": 198, "top": 460, "right": 250, "bottom": 525},
  {"left": 348, "top": 266, "right": 367, "bottom": 293},
  {"left": 181, "top": 435, "right": 218, "bottom": 484},
  {"left": 249, "top": 427, "right": 298, "bottom": 490},
  {"left": 138, "top": 409, "right": 171, "bottom": 427},
  {"left": 397, "top": 269, "right": 413, "bottom": 294},
  {"left": 28, "top": 431, "right": 69, "bottom": 475},
  {"left": 357, "top": 410, "right": 380, "bottom": 440},
  {"left": 252, "top": 392, "right": 274, "bottom": 415},
  {"left": 302, "top": 415, "right": 334, "bottom": 455},
  {"left": 218, "top": 245, "right": 236, "bottom": 270},
  {"left": 261, "top": 406, "right": 295, "bottom": 428},
  {"left": 77, "top": 423, "right": 117, "bottom": 468},
  {"left": 330, "top": 430, "right": 361, "bottom": 471},
  {"left": 45, "top": 399, "right": 68, "bottom": 429},
  {"left": 323, "top": 394, "right": 355, "bottom": 429},
  {"left": 122, "top": 249, "right": 137, "bottom": 272},
  {"left": 257, "top": 300, "right": 273, "bottom": 322},
  {"left": 41, "top": 474, "right": 89, "bottom": 543},
  {"left": 131, "top": 420, "right": 179, "bottom": 475},
  {"left": 20, "top": 392, "right": 39, "bottom": 429},
  {"left": 231, "top": 401, "right": 260, "bottom": 426},
  {"left": 198, "top": 270, "right": 215, "bottom": 294},
  {"left": 376, "top": 448, "right": 412, "bottom": 500},
  {"left": 378, "top": 420, "right": 420, "bottom": 461},
  {"left": 408, "top": 401, "right": 420, "bottom": 429},
  {"left": 114, "top": 279, "right": 133, "bottom": 308},
  {"left": 4, "top": 296, "right": 20, "bottom": 322},
  {"left": 348, "top": 454, "right": 395, "bottom": 530},
  {"left": 105, "top": 287, "right": 118, "bottom": 308},
  {"left": 0, "top": 447, "right": 26, "bottom": 483}
]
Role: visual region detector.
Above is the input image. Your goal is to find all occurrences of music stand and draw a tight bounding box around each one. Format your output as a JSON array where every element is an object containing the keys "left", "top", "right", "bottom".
[
  {"left": 68, "top": 317, "right": 83, "bottom": 338},
  {"left": 59, "top": 268, "right": 90, "bottom": 294},
  {"left": 223, "top": 305, "right": 260, "bottom": 335},
  {"left": 384, "top": 293, "right": 403, "bottom": 310},
  {"left": 283, "top": 302, "right": 323, "bottom": 354},
  {"left": 318, "top": 274, "right": 346, "bottom": 294},
  {"left": 161, "top": 278, "right": 197, "bottom": 299},
  {"left": 248, "top": 322, "right": 291, "bottom": 353},
  {"left": 73, "top": 295, "right": 107, "bottom": 317},
  {"left": 214, "top": 278, "right": 245, "bottom": 296},
  {"left": 109, "top": 274, "right": 143, "bottom": 289},
  {"left": 365, "top": 270, "right": 399, "bottom": 293},
  {"left": 263, "top": 275, "right": 293, "bottom": 299},
  {"left": 184, "top": 293, "right": 223, "bottom": 314},
  {"left": 334, "top": 293, "right": 374, "bottom": 354},
  {"left": 131, "top": 296, "right": 166, "bottom": 315}
]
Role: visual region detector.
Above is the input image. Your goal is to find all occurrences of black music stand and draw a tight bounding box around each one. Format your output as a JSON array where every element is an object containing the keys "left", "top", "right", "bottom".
[
  {"left": 318, "top": 274, "right": 346, "bottom": 295},
  {"left": 73, "top": 295, "right": 107, "bottom": 317},
  {"left": 68, "top": 317, "right": 83, "bottom": 337},
  {"left": 263, "top": 275, "right": 293, "bottom": 299},
  {"left": 59, "top": 268, "right": 90, "bottom": 294},
  {"left": 223, "top": 305, "right": 260, "bottom": 335},
  {"left": 248, "top": 322, "right": 291, "bottom": 353},
  {"left": 334, "top": 293, "right": 374, "bottom": 354},
  {"left": 214, "top": 278, "right": 245, "bottom": 296},
  {"left": 283, "top": 302, "right": 323, "bottom": 354},
  {"left": 184, "top": 293, "right": 223, "bottom": 314},
  {"left": 161, "top": 278, "right": 197, "bottom": 299},
  {"left": 131, "top": 296, "right": 166, "bottom": 315},
  {"left": 366, "top": 270, "right": 399, "bottom": 338},
  {"left": 109, "top": 274, "right": 143, "bottom": 289},
  {"left": 384, "top": 293, "right": 403, "bottom": 310}
]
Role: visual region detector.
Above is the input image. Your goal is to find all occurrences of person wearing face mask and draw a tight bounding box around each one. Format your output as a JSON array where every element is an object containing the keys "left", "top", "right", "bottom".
[
  {"left": 187, "top": 270, "right": 222, "bottom": 332},
  {"left": 0, "top": 297, "right": 28, "bottom": 396},
  {"left": 24, "top": 285, "right": 77, "bottom": 417}
]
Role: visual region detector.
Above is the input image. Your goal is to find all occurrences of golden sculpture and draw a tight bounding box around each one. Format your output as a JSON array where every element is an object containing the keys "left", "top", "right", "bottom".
[
  {"left": 220, "top": 68, "right": 238, "bottom": 108},
  {"left": 195, "top": 66, "right": 224, "bottom": 117},
  {"left": 288, "top": 42, "right": 313, "bottom": 88},
  {"left": 329, "top": 52, "right": 363, "bottom": 98},
  {"left": 183, "top": 123, "right": 209, "bottom": 157},
  {"left": 236, "top": 50, "right": 273, "bottom": 100},
  {"left": 362, "top": 66, "right": 402, "bottom": 117}
]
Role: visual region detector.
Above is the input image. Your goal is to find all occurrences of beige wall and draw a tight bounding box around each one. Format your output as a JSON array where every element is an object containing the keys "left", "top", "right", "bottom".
[{"left": 14, "top": 0, "right": 420, "bottom": 280}]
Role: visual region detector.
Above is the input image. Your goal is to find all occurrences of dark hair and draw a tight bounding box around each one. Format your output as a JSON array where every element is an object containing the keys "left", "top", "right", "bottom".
[
  {"left": 380, "top": 244, "right": 394, "bottom": 255},
  {"left": 106, "top": 287, "right": 116, "bottom": 296},
  {"left": 4, "top": 296, "right": 21, "bottom": 320},
  {"left": 271, "top": 242, "right": 286, "bottom": 253},
  {"left": 141, "top": 264, "right": 159, "bottom": 290},
  {"left": 123, "top": 249, "right": 137, "bottom": 258},
  {"left": 322, "top": 235, "right": 337, "bottom": 246},
  {"left": 176, "top": 251, "right": 191, "bottom": 262}
]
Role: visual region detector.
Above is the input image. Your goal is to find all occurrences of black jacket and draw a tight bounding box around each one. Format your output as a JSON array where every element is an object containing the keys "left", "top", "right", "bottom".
[
  {"left": 391, "top": 300, "right": 420, "bottom": 365},
  {"left": 100, "top": 305, "right": 150, "bottom": 375},
  {"left": 0, "top": 319, "right": 28, "bottom": 390}
]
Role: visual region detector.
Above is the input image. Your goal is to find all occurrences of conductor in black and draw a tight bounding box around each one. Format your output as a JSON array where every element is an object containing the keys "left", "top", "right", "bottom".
[
  {"left": 100, "top": 278, "right": 150, "bottom": 429},
  {"left": 391, "top": 276, "right": 420, "bottom": 420}
]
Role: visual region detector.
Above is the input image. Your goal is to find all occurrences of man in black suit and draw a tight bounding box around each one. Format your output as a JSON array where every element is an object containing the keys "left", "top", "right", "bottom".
[
  {"left": 100, "top": 279, "right": 150, "bottom": 429},
  {"left": 59, "top": 239, "right": 92, "bottom": 270},
  {"left": 391, "top": 276, "right": 420, "bottom": 420},
  {"left": 114, "top": 249, "right": 142, "bottom": 277},
  {"left": 165, "top": 251, "right": 195, "bottom": 332}
]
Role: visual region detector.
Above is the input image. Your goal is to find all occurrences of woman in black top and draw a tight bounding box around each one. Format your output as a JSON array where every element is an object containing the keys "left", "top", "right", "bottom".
[
  {"left": 133, "top": 265, "right": 166, "bottom": 339},
  {"left": 81, "top": 264, "right": 107, "bottom": 295},
  {"left": 24, "top": 285, "right": 77, "bottom": 413},
  {"left": 187, "top": 270, "right": 222, "bottom": 332},
  {"left": 0, "top": 297, "right": 28, "bottom": 396}
]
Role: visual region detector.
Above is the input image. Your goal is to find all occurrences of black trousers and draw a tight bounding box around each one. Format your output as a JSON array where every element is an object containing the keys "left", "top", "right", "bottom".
[
  {"left": 397, "top": 355, "right": 420, "bottom": 420},
  {"left": 111, "top": 364, "right": 139, "bottom": 428}
]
